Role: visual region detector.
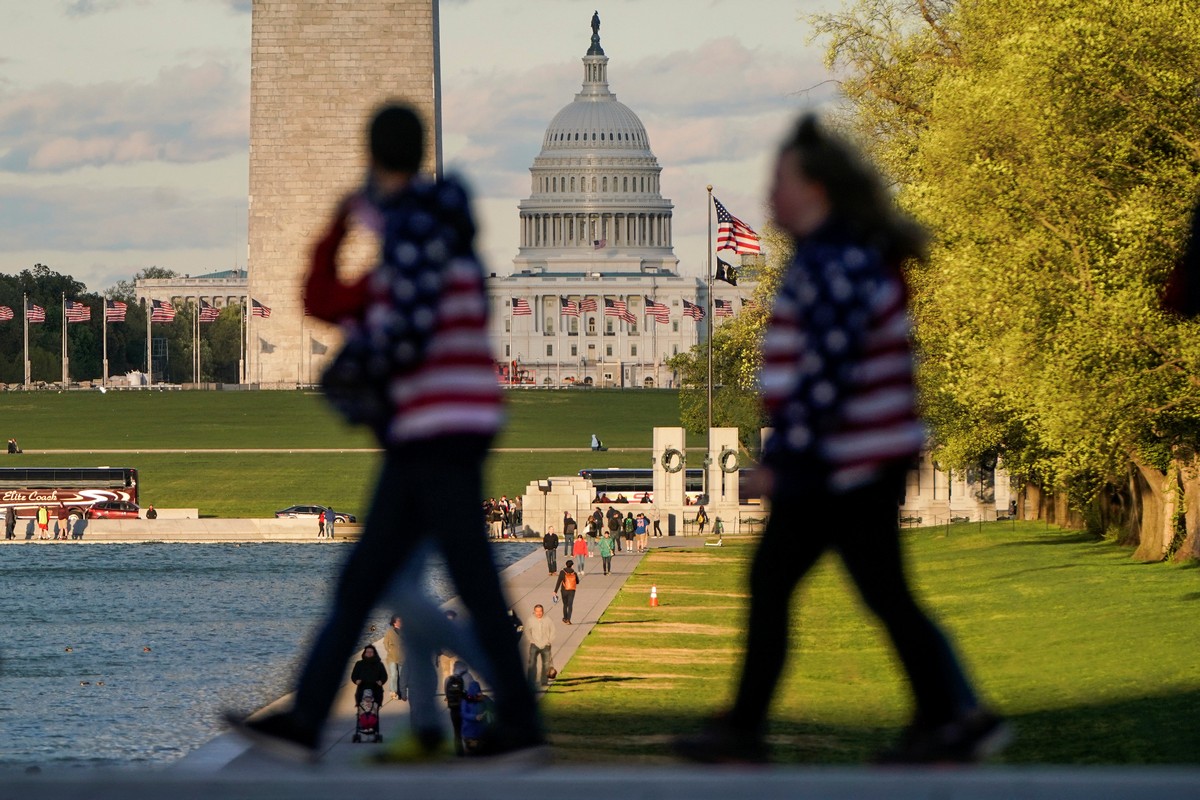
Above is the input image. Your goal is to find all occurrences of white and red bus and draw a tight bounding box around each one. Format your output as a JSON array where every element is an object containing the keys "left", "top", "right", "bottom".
[{"left": 0, "top": 467, "right": 139, "bottom": 519}]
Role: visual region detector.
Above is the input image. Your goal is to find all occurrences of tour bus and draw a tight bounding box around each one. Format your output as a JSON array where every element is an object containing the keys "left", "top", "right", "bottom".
[
  {"left": 577, "top": 467, "right": 761, "bottom": 505},
  {"left": 0, "top": 467, "right": 139, "bottom": 519},
  {"left": 578, "top": 467, "right": 702, "bottom": 503}
]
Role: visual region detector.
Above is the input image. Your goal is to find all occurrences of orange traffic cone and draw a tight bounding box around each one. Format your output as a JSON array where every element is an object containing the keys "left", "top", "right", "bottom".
[{"left": 649, "top": 584, "right": 659, "bottom": 607}]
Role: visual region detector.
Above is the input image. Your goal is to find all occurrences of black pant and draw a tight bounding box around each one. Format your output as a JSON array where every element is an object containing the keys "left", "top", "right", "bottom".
[
  {"left": 290, "top": 441, "right": 540, "bottom": 741},
  {"left": 448, "top": 706, "right": 464, "bottom": 755},
  {"left": 728, "top": 467, "right": 977, "bottom": 733},
  {"left": 559, "top": 590, "right": 575, "bottom": 622},
  {"left": 545, "top": 549, "right": 557, "bottom": 573}
]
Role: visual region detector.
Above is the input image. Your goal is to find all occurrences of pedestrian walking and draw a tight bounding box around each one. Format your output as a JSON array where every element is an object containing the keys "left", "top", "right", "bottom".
[
  {"left": 444, "top": 660, "right": 475, "bottom": 756},
  {"left": 542, "top": 525, "right": 559, "bottom": 575},
  {"left": 37, "top": 505, "right": 49, "bottom": 539},
  {"left": 598, "top": 530, "right": 614, "bottom": 576},
  {"left": 673, "top": 114, "right": 1008, "bottom": 765},
  {"left": 226, "top": 102, "right": 542, "bottom": 761},
  {"left": 317, "top": 509, "right": 326, "bottom": 539},
  {"left": 525, "top": 604, "right": 555, "bottom": 688},
  {"left": 572, "top": 532, "right": 588, "bottom": 575},
  {"left": 553, "top": 560, "right": 580, "bottom": 624},
  {"left": 384, "top": 615, "right": 404, "bottom": 701},
  {"left": 563, "top": 511, "right": 578, "bottom": 557},
  {"left": 4, "top": 506, "right": 15, "bottom": 540}
]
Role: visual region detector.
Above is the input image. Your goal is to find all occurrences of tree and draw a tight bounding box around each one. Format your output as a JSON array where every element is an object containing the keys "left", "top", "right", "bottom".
[
  {"left": 814, "top": 0, "right": 1200, "bottom": 558},
  {"left": 0, "top": 264, "right": 97, "bottom": 384}
]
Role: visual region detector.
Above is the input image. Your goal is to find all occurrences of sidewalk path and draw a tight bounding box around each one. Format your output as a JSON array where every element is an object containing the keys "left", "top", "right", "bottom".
[{"left": 175, "top": 537, "right": 667, "bottom": 772}]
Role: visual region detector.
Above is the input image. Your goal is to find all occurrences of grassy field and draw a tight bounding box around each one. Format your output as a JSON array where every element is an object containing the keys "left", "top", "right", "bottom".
[
  {"left": 544, "top": 522, "right": 1200, "bottom": 764},
  {"left": 0, "top": 389, "right": 681, "bottom": 515}
]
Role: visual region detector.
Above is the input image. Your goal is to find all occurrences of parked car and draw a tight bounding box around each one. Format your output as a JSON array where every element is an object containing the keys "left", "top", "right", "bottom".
[
  {"left": 274, "top": 505, "right": 357, "bottom": 524},
  {"left": 86, "top": 501, "right": 141, "bottom": 520}
]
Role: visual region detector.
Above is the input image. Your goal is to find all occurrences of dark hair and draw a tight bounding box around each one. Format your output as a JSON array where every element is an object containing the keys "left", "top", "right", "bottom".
[
  {"left": 781, "top": 114, "right": 927, "bottom": 265},
  {"left": 369, "top": 102, "right": 424, "bottom": 173}
]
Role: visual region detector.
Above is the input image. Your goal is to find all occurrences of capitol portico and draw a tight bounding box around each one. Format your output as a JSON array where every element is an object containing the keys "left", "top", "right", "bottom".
[{"left": 485, "top": 17, "right": 751, "bottom": 389}]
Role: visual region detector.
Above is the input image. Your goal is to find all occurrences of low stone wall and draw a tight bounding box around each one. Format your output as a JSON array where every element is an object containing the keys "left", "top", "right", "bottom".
[{"left": 7, "top": 517, "right": 363, "bottom": 544}]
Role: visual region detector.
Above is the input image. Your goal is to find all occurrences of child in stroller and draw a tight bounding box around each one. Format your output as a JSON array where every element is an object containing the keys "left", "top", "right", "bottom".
[{"left": 352, "top": 688, "right": 383, "bottom": 743}]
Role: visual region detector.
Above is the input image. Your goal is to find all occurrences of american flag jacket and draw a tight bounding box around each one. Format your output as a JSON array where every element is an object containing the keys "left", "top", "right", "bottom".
[{"left": 760, "top": 222, "right": 924, "bottom": 492}]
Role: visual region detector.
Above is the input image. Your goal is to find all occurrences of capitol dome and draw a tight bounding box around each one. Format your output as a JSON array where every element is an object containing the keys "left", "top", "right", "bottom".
[
  {"left": 514, "top": 14, "right": 676, "bottom": 275},
  {"left": 540, "top": 98, "right": 652, "bottom": 156}
]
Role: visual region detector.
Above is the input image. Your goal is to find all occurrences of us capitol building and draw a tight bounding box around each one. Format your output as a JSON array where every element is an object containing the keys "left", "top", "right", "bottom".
[{"left": 484, "top": 20, "right": 747, "bottom": 389}]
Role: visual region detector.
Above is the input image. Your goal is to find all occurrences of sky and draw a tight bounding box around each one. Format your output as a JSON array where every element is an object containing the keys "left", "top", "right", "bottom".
[{"left": 0, "top": 0, "right": 844, "bottom": 293}]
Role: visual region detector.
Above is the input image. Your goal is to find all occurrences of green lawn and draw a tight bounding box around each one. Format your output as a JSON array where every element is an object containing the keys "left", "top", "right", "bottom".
[
  {"left": 544, "top": 522, "right": 1200, "bottom": 764},
  {"left": 0, "top": 389, "right": 681, "bottom": 515}
]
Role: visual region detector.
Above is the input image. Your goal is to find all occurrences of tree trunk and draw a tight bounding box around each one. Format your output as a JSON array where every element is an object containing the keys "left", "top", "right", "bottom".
[
  {"left": 1174, "top": 455, "right": 1200, "bottom": 562},
  {"left": 1023, "top": 482, "right": 1044, "bottom": 521},
  {"left": 1131, "top": 459, "right": 1175, "bottom": 562}
]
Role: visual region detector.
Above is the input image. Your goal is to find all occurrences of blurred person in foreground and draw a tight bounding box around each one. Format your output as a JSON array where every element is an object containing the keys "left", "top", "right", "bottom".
[
  {"left": 226, "top": 101, "right": 542, "bottom": 761},
  {"left": 674, "top": 115, "right": 1009, "bottom": 765}
]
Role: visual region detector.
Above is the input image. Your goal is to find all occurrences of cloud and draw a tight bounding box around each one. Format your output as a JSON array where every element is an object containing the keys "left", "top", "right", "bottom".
[
  {"left": 0, "top": 61, "right": 248, "bottom": 174},
  {"left": 63, "top": 0, "right": 123, "bottom": 16},
  {"left": 0, "top": 182, "right": 246, "bottom": 253},
  {"left": 442, "top": 36, "right": 834, "bottom": 206}
]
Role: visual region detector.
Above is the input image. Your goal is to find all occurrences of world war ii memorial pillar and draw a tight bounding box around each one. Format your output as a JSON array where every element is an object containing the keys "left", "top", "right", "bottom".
[
  {"left": 652, "top": 427, "right": 687, "bottom": 535},
  {"left": 706, "top": 427, "right": 741, "bottom": 532}
]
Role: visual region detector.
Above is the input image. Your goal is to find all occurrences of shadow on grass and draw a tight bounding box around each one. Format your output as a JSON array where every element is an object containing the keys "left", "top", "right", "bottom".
[
  {"left": 997, "top": 531, "right": 1104, "bottom": 548},
  {"left": 545, "top": 689, "right": 1200, "bottom": 765},
  {"left": 549, "top": 675, "right": 642, "bottom": 692}
]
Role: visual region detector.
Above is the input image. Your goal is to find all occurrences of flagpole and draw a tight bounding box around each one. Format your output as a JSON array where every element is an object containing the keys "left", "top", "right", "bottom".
[
  {"left": 240, "top": 297, "right": 247, "bottom": 385},
  {"left": 146, "top": 299, "right": 153, "bottom": 386},
  {"left": 61, "top": 292, "right": 68, "bottom": 386},
  {"left": 102, "top": 301, "right": 109, "bottom": 386},
  {"left": 705, "top": 185, "right": 714, "bottom": 504},
  {"left": 23, "top": 293, "right": 30, "bottom": 388}
]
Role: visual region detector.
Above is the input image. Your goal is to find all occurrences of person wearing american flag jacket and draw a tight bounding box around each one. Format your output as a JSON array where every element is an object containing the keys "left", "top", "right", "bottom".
[
  {"left": 227, "top": 102, "right": 542, "bottom": 761},
  {"left": 676, "top": 115, "right": 1009, "bottom": 765}
]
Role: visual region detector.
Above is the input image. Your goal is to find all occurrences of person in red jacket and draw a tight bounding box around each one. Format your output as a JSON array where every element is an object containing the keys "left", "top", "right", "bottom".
[{"left": 227, "top": 102, "right": 541, "bottom": 762}]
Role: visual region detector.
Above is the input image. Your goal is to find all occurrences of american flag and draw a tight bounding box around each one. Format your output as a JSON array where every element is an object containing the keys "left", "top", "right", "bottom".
[
  {"left": 511, "top": 297, "right": 532, "bottom": 316},
  {"left": 252, "top": 299, "right": 271, "bottom": 318},
  {"left": 150, "top": 299, "right": 176, "bottom": 322},
  {"left": 199, "top": 300, "right": 220, "bottom": 323},
  {"left": 0, "top": 306, "right": 13, "bottom": 321},
  {"left": 580, "top": 297, "right": 598, "bottom": 313},
  {"left": 26, "top": 302, "right": 46, "bottom": 323},
  {"left": 65, "top": 301, "right": 91, "bottom": 323},
  {"left": 714, "top": 196, "right": 762, "bottom": 255},
  {"left": 742, "top": 297, "right": 759, "bottom": 312},
  {"left": 559, "top": 296, "right": 580, "bottom": 317},
  {"left": 593, "top": 238, "right": 607, "bottom": 250},
  {"left": 604, "top": 297, "right": 635, "bottom": 324},
  {"left": 716, "top": 257, "right": 738, "bottom": 286},
  {"left": 105, "top": 300, "right": 127, "bottom": 322},
  {"left": 683, "top": 299, "right": 705, "bottom": 321},
  {"left": 714, "top": 299, "right": 734, "bottom": 318},
  {"left": 644, "top": 296, "right": 670, "bottom": 324}
]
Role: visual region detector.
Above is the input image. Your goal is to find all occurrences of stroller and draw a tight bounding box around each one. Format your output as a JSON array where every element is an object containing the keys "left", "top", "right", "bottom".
[{"left": 352, "top": 688, "right": 383, "bottom": 743}]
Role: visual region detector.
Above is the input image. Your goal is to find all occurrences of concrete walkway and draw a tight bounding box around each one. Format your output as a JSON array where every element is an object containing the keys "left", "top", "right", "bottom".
[{"left": 175, "top": 537, "right": 658, "bottom": 772}]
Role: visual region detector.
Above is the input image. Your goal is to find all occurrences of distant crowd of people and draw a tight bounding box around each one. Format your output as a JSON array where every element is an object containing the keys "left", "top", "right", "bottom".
[{"left": 483, "top": 496, "right": 522, "bottom": 538}]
